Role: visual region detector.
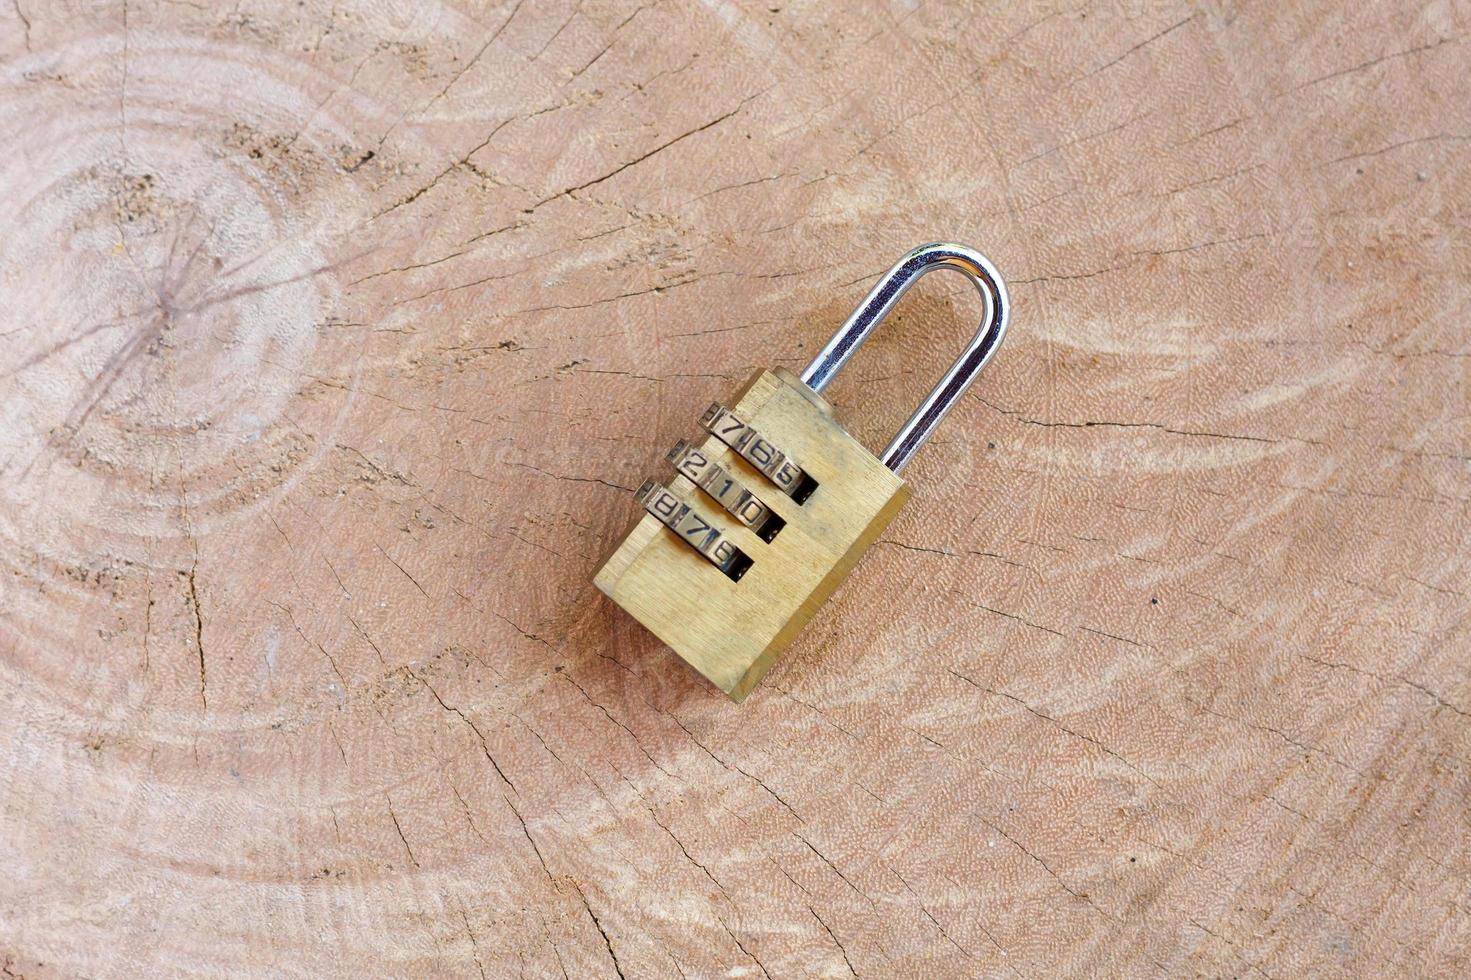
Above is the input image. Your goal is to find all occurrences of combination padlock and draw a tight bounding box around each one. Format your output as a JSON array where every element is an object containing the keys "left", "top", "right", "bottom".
[{"left": 594, "top": 243, "right": 1010, "bottom": 701}]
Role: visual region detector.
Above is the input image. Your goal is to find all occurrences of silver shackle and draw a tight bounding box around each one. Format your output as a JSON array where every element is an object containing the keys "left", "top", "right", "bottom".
[{"left": 799, "top": 242, "right": 1009, "bottom": 473}]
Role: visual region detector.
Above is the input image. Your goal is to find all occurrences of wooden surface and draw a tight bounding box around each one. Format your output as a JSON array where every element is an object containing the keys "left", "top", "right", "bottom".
[{"left": 1, "top": 1, "right": 1468, "bottom": 976}]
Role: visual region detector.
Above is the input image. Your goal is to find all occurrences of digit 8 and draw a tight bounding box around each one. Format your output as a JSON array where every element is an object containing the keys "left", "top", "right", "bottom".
[{"left": 651, "top": 492, "right": 680, "bottom": 519}]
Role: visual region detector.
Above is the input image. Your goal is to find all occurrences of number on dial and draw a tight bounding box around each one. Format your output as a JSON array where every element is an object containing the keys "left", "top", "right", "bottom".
[
  {"left": 666, "top": 440, "right": 784, "bottom": 542},
  {"left": 699, "top": 404, "right": 818, "bottom": 504},
  {"left": 636, "top": 481, "right": 753, "bottom": 581}
]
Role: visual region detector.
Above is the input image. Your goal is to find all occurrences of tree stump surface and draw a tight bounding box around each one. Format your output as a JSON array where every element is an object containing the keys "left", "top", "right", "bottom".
[{"left": 2, "top": 1, "right": 1469, "bottom": 976}]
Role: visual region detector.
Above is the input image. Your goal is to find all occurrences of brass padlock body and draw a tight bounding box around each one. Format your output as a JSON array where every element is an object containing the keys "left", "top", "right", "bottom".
[{"left": 594, "top": 367, "right": 910, "bottom": 701}]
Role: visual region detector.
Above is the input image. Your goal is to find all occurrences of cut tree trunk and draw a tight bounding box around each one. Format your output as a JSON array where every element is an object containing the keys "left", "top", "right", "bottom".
[{"left": 2, "top": 1, "right": 1468, "bottom": 976}]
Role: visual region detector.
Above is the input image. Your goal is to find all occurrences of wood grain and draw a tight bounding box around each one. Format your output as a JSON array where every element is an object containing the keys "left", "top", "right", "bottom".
[{"left": 2, "top": 0, "right": 1468, "bottom": 976}]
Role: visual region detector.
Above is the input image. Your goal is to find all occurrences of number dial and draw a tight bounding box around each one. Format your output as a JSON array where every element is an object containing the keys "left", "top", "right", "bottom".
[
  {"left": 635, "top": 481, "right": 753, "bottom": 581},
  {"left": 699, "top": 404, "right": 818, "bottom": 503},
  {"left": 666, "top": 441, "right": 784, "bottom": 542}
]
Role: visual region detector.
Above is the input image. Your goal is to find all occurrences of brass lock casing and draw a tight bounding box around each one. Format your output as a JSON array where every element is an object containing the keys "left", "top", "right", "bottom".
[{"left": 595, "top": 367, "right": 910, "bottom": 701}]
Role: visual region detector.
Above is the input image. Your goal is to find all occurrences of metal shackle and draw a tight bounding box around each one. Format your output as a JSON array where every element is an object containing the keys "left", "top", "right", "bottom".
[{"left": 799, "top": 242, "right": 1010, "bottom": 473}]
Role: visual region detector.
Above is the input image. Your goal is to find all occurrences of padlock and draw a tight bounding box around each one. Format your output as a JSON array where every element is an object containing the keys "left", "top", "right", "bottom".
[{"left": 594, "top": 243, "right": 1010, "bottom": 701}]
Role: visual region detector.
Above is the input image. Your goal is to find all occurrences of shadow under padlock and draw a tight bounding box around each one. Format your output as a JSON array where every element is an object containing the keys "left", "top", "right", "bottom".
[{"left": 594, "top": 243, "right": 1010, "bottom": 702}]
